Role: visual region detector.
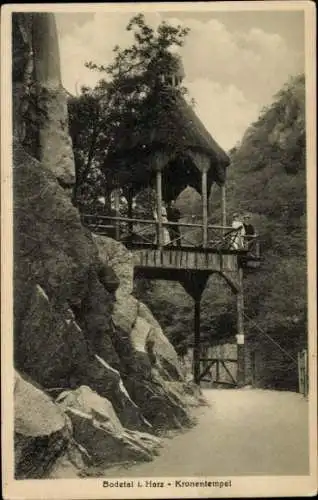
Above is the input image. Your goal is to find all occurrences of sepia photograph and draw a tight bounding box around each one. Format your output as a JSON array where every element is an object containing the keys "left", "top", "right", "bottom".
[{"left": 1, "top": 2, "right": 317, "bottom": 498}]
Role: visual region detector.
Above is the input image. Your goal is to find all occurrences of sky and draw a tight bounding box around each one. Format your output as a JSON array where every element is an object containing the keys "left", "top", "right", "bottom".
[{"left": 56, "top": 8, "right": 304, "bottom": 151}]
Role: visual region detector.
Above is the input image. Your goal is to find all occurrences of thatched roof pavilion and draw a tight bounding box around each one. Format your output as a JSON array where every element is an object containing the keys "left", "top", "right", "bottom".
[
  {"left": 101, "top": 56, "right": 230, "bottom": 248},
  {"left": 105, "top": 93, "right": 229, "bottom": 199},
  {"left": 103, "top": 57, "right": 229, "bottom": 203}
]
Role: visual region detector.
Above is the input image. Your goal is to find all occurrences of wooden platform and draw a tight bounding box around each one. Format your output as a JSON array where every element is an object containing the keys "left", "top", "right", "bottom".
[
  {"left": 132, "top": 247, "right": 239, "bottom": 273},
  {"left": 82, "top": 214, "right": 261, "bottom": 386},
  {"left": 81, "top": 214, "right": 261, "bottom": 279}
]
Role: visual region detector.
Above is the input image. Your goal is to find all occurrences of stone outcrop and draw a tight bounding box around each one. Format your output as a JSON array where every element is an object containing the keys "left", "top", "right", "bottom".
[
  {"left": 138, "top": 302, "right": 184, "bottom": 380},
  {"left": 12, "top": 12, "right": 204, "bottom": 478},
  {"left": 14, "top": 372, "right": 162, "bottom": 478},
  {"left": 56, "top": 386, "right": 161, "bottom": 466},
  {"left": 12, "top": 12, "right": 75, "bottom": 186},
  {"left": 14, "top": 371, "right": 84, "bottom": 479},
  {"left": 81, "top": 355, "right": 151, "bottom": 432},
  {"left": 93, "top": 235, "right": 196, "bottom": 432}
]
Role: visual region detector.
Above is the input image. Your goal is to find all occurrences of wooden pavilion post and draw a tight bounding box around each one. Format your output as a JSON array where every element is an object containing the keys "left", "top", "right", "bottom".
[
  {"left": 156, "top": 169, "right": 163, "bottom": 249},
  {"left": 221, "top": 184, "right": 226, "bottom": 229},
  {"left": 114, "top": 188, "right": 120, "bottom": 241},
  {"left": 201, "top": 170, "right": 208, "bottom": 248},
  {"left": 187, "top": 151, "right": 210, "bottom": 249},
  {"left": 236, "top": 268, "right": 245, "bottom": 387}
]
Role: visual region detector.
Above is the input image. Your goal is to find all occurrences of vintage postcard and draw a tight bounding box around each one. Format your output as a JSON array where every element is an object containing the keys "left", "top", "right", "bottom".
[{"left": 1, "top": 1, "right": 317, "bottom": 498}]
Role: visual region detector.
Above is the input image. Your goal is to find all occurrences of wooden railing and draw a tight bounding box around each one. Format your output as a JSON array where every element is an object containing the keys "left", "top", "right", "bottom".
[{"left": 81, "top": 213, "right": 260, "bottom": 257}]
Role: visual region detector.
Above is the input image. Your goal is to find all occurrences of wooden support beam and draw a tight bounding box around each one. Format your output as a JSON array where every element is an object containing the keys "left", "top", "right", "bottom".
[
  {"left": 198, "top": 359, "right": 216, "bottom": 382},
  {"left": 220, "top": 360, "right": 237, "bottom": 385},
  {"left": 221, "top": 184, "right": 226, "bottom": 230},
  {"left": 193, "top": 300, "right": 201, "bottom": 384},
  {"left": 200, "top": 358, "right": 238, "bottom": 363},
  {"left": 180, "top": 273, "right": 209, "bottom": 301},
  {"left": 219, "top": 270, "right": 240, "bottom": 293},
  {"left": 156, "top": 170, "right": 163, "bottom": 249},
  {"left": 216, "top": 359, "right": 220, "bottom": 383},
  {"left": 236, "top": 267, "right": 245, "bottom": 387},
  {"left": 202, "top": 170, "right": 208, "bottom": 248}
]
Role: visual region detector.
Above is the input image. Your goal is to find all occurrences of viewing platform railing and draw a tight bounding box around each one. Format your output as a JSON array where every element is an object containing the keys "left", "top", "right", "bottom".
[{"left": 81, "top": 213, "right": 261, "bottom": 259}]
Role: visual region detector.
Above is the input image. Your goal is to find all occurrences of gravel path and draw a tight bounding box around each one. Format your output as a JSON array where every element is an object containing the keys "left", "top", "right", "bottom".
[{"left": 103, "top": 389, "right": 309, "bottom": 477}]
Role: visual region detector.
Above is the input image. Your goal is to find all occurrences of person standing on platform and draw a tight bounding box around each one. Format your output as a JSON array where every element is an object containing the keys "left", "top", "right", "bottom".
[
  {"left": 167, "top": 200, "right": 182, "bottom": 247},
  {"left": 153, "top": 204, "right": 171, "bottom": 245},
  {"left": 231, "top": 213, "right": 245, "bottom": 249},
  {"left": 243, "top": 214, "right": 255, "bottom": 250}
]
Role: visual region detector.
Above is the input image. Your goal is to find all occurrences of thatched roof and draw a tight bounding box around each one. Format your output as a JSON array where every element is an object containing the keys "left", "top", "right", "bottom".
[
  {"left": 111, "top": 94, "right": 228, "bottom": 161},
  {"left": 174, "top": 95, "right": 229, "bottom": 165},
  {"left": 104, "top": 90, "right": 230, "bottom": 194}
]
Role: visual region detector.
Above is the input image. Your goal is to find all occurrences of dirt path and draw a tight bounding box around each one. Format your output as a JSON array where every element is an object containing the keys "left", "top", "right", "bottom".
[{"left": 103, "top": 389, "right": 309, "bottom": 477}]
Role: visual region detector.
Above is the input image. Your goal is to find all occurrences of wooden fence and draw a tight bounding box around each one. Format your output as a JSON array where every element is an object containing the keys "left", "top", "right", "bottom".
[{"left": 81, "top": 213, "right": 260, "bottom": 256}]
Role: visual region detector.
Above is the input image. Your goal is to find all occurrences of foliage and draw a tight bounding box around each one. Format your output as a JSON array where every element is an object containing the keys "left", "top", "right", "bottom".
[
  {"left": 226, "top": 74, "right": 306, "bottom": 326},
  {"left": 68, "top": 14, "right": 190, "bottom": 208}
]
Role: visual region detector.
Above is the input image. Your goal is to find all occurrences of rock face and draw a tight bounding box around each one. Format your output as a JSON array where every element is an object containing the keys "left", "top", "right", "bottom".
[
  {"left": 12, "top": 12, "right": 204, "bottom": 478},
  {"left": 12, "top": 12, "right": 75, "bottom": 186},
  {"left": 94, "top": 235, "right": 196, "bottom": 431},
  {"left": 56, "top": 386, "right": 161, "bottom": 466}
]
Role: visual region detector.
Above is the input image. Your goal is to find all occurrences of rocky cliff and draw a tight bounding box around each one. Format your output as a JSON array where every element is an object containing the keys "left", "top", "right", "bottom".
[{"left": 12, "top": 12, "right": 204, "bottom": 479}]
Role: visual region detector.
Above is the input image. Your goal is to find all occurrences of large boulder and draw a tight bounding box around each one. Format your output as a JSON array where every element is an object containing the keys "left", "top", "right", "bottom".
[
  {"left": 56, "top": 386, "right": 161, "bottom": 465},
  {"left": 14, "top": 371, "right": 84, "bottom": 478}
]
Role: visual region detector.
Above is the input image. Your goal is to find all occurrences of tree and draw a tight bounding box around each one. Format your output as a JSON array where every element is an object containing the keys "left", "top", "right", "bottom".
[{"left": 68, "top": 14, "right": 190, "bottom": 208}]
